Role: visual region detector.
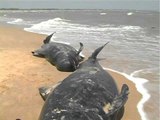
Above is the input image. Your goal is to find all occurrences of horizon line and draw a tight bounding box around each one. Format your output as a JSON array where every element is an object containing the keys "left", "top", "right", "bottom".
[{"left": 0, "top": 8, "right": 159, "bottom": 12}]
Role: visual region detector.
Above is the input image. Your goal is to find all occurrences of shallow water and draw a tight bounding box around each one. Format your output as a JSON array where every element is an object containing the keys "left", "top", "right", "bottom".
[{"left": 0, "top": 9, "right": 159, "bottom": 120}]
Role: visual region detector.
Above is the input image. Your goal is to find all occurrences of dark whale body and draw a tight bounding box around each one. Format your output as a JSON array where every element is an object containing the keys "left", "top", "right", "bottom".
[
  {"left": 32, "top": 33, "right": 84, "bottom": 72},
  {"left": 39, "top": 43, "right": 129, "bottom": 120}
]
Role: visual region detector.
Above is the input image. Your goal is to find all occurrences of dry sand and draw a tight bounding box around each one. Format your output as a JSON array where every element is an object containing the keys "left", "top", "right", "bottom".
[{"left": 0, "top": 25, "right": 141, "bottom": 120}]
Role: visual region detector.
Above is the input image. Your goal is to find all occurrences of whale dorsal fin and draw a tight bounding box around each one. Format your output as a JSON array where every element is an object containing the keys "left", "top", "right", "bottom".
[
  {"left": 43, "top": 32, "right": 56, "bottom": 44},
  {"left": 89, "top": 42, "right": 109, "bottom": 60}
]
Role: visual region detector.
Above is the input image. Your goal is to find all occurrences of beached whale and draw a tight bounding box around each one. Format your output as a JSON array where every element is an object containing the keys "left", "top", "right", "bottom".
[
  {"left": 32, "top": 33, "right": 84, "bottom": 72},
  {"left": 38, "top": 42, "right": 129, "bottom": 120}
]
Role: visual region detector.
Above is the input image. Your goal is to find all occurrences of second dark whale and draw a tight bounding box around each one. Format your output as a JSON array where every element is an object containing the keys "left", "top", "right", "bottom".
[{"left": 32, "top": 33, "right": 84, "bottom": 72}]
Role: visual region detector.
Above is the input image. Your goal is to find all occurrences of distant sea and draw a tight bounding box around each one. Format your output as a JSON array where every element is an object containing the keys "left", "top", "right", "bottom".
[{"left": 0, "top": 9, "right": 159, "bottom": 120}]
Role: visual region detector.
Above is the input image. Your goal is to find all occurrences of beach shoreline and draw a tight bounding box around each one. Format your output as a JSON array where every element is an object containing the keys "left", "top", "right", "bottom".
[{"left": 0, "top": 25, "right": 142, "bottom": 120}]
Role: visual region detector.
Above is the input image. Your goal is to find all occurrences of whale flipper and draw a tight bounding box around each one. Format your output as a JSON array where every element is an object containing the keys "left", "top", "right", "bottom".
[
  {"left": 39, "top": 86, "right": 51, "bottom": 101},
  {"left": 105, "top": 84, "right": 129, "bottom": 119},
  {"left": 39, "top": 81, "right": 62, "bottom": 101}
]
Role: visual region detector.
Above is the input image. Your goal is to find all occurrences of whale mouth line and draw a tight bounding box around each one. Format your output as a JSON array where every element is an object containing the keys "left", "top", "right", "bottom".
[{"left": 31, "top": 51, "right": 45, "bottom": 58}]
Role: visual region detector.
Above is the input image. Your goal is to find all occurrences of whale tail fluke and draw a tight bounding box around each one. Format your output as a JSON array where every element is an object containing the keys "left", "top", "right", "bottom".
[
  {"left": 89, "top": 42, "right": 109, "bottom": 60},
  {"left": 77, "top": 42, "right": 84, "bottom": 55},
  {"left": 43, "top": 32, "right": 56, "bottom": 44},
  {"left": 77, "top": 42, "right": 85, "bottom": 62}
]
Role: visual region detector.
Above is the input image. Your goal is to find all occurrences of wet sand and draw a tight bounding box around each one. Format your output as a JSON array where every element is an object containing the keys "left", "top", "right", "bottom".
[{"left": 0, "top": 25, "right": 141, "bottom": 120}]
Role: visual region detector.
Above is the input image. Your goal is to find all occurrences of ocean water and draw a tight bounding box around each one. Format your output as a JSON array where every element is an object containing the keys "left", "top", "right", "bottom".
[{"left": 0, "top": 9, "right": 159, "bottom": 120}]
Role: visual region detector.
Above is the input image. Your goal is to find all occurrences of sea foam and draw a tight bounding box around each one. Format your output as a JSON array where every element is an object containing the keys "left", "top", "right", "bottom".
[
  {"left": 127, "top": 12, "right": 134, "bottom": 16},
  {"left": 7, "top": 18, "right": 32, "bottom": 26},
  {"left": 24, "top": 18, "right": 142, "bottom": 33},
  {"left": 100, "top": 13, "right": 107, "bottom": 15},
  {"left": 7, "top": 18, "right": 24, "bottom": 24},
  {"left": 50, "top": 40, "right": 70, "bottom": 45},
  {"left": 24, "top": 17, "right": 142, "bottom": 40},
  {"left": 104, "top": 68, "right": 150, "bottom": 120}
]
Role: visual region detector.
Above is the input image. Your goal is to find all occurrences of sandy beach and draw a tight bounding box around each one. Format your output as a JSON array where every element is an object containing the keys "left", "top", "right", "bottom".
[{"left": 0, "top": 25, "right": 141, "bottom": 120}]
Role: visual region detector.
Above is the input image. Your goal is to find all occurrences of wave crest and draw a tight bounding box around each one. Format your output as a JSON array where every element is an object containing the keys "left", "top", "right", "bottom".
[
  {"left": 7, "top": 18, "right": 24, "bottom": 24},
  {"left": 24, "top": 17, "right": 142, "bottom": 35}
]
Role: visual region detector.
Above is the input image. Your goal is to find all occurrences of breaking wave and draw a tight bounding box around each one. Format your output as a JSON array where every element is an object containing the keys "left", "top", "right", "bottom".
[
  {"left": 7, "top": 18, "right": 24, "bottom": 24},
  {"left": 7, "top": 18, "right": 33, "bottom": 26},
  {"left": 127, "top": 12, "right": 134, "bottom": 16},
  {"left": 24, "top": 17, "right": 142, "bottom": 35},
  {"left": 24, "top": 17, "right": 142, "bottom": 45}
]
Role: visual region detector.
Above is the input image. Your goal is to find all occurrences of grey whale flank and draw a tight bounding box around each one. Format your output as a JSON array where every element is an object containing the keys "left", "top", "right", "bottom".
[{"left": 38, "top": 42, "right": 129, "bottom": 120}]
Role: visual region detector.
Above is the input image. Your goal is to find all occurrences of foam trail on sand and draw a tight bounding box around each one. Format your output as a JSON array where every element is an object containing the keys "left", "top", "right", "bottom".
[{"left": 104, "top": 68, "right": 150, "bottom": 120}]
